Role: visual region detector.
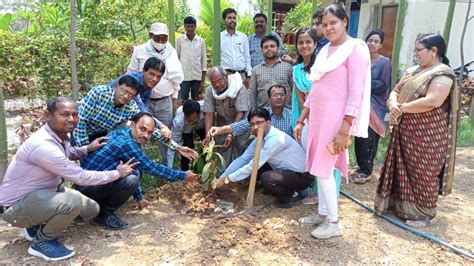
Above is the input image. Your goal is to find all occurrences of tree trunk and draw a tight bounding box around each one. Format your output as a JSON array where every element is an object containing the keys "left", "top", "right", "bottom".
[
  {"left": 344, "top": 1, "right": 351, "bottom": 30},
  {"left": 443, "top": 0, "right": 456, "bottom": 47},
  {"left": 0, "top": 82, "right": 7, "bottom": 183},
  {"left": 70, "top": 0, "right": 79, "bottom": 101},
  {"left": 460, "top": 0, "right": 473, "bottom": 121},
  {"left": 168, "top": 0, "right": 176, "bottom": 47},
  {"left": 470, "top": 97, "right": 474, "bottom": 123},
  {"left": 312, "top": 0, "right": 318, "bottom": 17},
  {"left": 391, "top": 0, "right": 406, "bottom": 88},
  {"left": 212, "top": 0, "right": 221, "bottom": 67},
  {"left": 266, "top": 0, "right": 273, "bottom": 35}
]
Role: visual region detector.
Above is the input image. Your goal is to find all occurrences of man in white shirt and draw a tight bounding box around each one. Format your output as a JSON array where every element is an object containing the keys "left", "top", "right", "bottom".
[
  {"left": 220, "top": 8, "right": 251, "bottom": 88},
  {"left": 128, "top": 22, "right": 184, "bottom": 166},
  {"left": 215, "top": 107, "right": 312, "bottom": 209},
  {"left": 176, "top": 16, "right": 207, "bottom": 101}
]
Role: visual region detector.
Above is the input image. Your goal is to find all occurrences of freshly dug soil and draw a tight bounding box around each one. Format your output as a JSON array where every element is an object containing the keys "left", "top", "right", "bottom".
[{"left": 0, "top": 148, "right": 473, "bottom": 264}]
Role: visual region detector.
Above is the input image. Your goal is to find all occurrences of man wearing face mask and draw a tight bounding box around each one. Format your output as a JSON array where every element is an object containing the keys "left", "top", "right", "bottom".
[
  {"left": 167, "top": 99, "right": 206, "bottom": 170},
  {"left": 128, "top": 22, "right": 184, "bottom": 167}
]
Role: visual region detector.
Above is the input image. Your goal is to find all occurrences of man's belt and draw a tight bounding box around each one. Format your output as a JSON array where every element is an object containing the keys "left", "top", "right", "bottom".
[
  {"left": 150, "top": 95, "right": 171, "bottom": 101},
  {"left": 225, "top": 69, "right": 245, "bottom": 75}
]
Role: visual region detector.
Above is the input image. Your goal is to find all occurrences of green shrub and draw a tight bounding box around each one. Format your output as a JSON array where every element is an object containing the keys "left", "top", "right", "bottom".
[
  {"left": 457, "top": 117, "right": 474, "bottom": 147},
  {"left": 0, "top": 31, "right": 132, "bottom": 99}
]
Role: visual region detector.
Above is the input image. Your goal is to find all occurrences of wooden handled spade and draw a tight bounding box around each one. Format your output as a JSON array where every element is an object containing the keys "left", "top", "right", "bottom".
[{"left": 246, "top": 128, "right": 264, "bottom": 208}]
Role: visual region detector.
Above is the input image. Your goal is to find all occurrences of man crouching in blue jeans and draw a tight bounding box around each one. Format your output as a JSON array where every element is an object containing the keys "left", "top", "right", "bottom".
[{"left": 0, "top": 97, "right": 137, "bottom": 261}]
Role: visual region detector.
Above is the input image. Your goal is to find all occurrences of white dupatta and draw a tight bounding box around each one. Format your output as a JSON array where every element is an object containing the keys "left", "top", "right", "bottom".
[{"left": 309, "top": 38, "right": 371, "bottom": 138}]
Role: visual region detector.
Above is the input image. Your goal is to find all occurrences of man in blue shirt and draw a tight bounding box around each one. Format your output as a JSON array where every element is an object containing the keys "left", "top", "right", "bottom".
[
  {"left": 312, "top": 9, "right": 329, "bottom": 52},
  {"left": 74, "top": 75, "right": 196, "bottom": 159},
  {"left": 109, "top": 57, "right": 165, "bottom": 112},
  {"left": 77, "top": 112, "right": 198, "bottom": 230},
  {"left": 215, "top": 108, "right": 312, "bottom": 209}
]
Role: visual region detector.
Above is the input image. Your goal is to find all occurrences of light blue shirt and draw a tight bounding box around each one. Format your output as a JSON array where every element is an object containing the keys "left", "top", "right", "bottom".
[
  {"left": 220, "top": 30, "right": 252, "bottom": 77},
  {"left": 222, "top": 126, "right": 306, "bottom": 182},
  {"left": 167, "top": 101, "right": 205, "bottom": 167},
  {"left": 230, "top": 107, "right": 293, "bottom": 137}
]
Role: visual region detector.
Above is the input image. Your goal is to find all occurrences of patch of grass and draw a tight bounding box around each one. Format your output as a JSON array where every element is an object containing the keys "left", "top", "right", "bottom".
[{"left": 457, "top": 117, "right": 474, "bottom": 147}]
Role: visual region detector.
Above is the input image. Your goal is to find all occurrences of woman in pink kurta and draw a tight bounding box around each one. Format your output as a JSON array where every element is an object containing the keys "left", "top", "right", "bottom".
[
  {"left": 304, "top": 44, "right": 368, "bottom": 178},
  {"left": 294, "top": 4, "right": 371, "bottom": 240}
]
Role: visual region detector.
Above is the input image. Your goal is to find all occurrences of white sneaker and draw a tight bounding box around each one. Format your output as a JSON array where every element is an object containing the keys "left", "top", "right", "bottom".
[
  {"left": 311, "top": 220, "right": 343, "bottom": 239},
  {"left": 299, "top": 214, "right": 326, "bottom": 225}
]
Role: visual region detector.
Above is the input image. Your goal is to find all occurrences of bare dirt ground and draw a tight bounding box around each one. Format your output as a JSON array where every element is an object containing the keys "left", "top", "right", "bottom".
[{"left": 0, "top": 147, "right": 473, "bottom": 264}]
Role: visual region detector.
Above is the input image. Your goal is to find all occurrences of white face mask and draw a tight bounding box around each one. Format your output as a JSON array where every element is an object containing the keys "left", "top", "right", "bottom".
[{"left": 152, "top": 41, "right": 166, "bottom": 51}]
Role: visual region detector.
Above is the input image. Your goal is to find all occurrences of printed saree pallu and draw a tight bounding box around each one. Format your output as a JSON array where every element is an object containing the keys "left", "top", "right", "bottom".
[{"left": 374, "top": 64, "right": 458, "bottom": 221}]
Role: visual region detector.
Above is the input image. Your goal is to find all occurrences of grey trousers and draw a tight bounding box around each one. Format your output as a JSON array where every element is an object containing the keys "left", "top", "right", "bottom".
[
  {"left": 2, "top": 188, "right": 99, "bottom": 242},
  {"left": 149, "top": 96, "right": 173, "bottom": 165}
]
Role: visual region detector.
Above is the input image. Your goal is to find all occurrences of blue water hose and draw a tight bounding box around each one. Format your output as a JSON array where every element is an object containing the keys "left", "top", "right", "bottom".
[{"left": 340, "top": 190, "right": 474, "bottom": 261}]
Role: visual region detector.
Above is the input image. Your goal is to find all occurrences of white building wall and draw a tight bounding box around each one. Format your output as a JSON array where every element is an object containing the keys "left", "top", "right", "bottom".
[
  {"left": 447, "top": 3, "right": 474, "bottom": 69},
  {"left": 358, "top": 0, "right": 474, "bottom": 74}
]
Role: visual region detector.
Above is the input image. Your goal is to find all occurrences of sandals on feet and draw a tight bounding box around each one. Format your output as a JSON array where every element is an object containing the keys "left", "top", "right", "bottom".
[
  {"left": 405, "top": 217, "right": 437, "bottom": 228},
  {"left": 353, "top": 173, "right": 370, "bottom": 184}
]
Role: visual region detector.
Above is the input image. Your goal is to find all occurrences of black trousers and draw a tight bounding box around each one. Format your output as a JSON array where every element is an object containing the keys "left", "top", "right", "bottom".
[
  {"left": 76, "top": 175, "right": 139, "bottom": 216},
  {"left": 260, "top": 169, "right": 313, "bottom": 200},
  {"left": 181, "top": 128, "right": 206, "bottom": 171},
  {"left": 354, "top": 127, "right": 381, "bottom": 175}
]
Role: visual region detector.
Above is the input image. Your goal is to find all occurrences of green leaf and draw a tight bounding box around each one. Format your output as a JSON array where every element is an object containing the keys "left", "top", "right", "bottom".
[
  {"left": 202, "top": 162, "right": 211, "bottom": 182},
  {"left": 205, "top": 138, "right": 215, "bottom": 161},
  {"left": 0, "top": 13, "right": 13, "bottom": 31},
  {"left": 215, "top": 152, "right": 227, "bottom": 169},
  {"left": 192, "top": 153, "right": 206, "bottom": 173}
]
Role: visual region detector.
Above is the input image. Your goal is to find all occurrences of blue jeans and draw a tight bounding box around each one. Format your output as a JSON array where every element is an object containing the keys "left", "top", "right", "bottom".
[
  {"left": 179, "top": 80, "right": 201, "bottom": 100},
  {"left": 76, "top": 175, "right": 139, "bottom": 216}
]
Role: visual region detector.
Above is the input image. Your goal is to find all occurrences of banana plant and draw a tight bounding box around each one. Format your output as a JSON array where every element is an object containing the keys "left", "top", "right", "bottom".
[{"left": 193, "top": 138, "right": 226, "bottom": 191}]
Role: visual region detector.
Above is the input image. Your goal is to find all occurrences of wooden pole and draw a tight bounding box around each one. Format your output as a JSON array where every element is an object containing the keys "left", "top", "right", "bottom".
[
  {"left": 168, "top": 0, "right": 176, "bottom": 47},
  {"left": 246, "top": 128, "right": 264, "bottom": 208},
  {"left": 266, "top": 0, "right": 273, "bottom": 35},
  {"left": 443, "top": 0, "right": 456, "bottom": 48},
  {"left": 0, "top": 82, "right": 7, "bottom": 183},
  {"left": 212, "top": 0, "right": 221, "bottom": 66},
  {"left": 70, "top": 0, "right": 79, "bottom": 101},
  {"left": 390, "top": 0, "right": 406, "bottom": 89},
  {"left": 377, "top": 0, "right": 383, "bottom": 29}
]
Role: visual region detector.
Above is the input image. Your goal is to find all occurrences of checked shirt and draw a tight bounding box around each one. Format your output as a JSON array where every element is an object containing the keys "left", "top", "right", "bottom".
[
  {"left": 74, "top": 85, "right": 177, "bottom": 151},
  {"left": 81, "top": 128, "right": 187, "bottom": 200}
]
